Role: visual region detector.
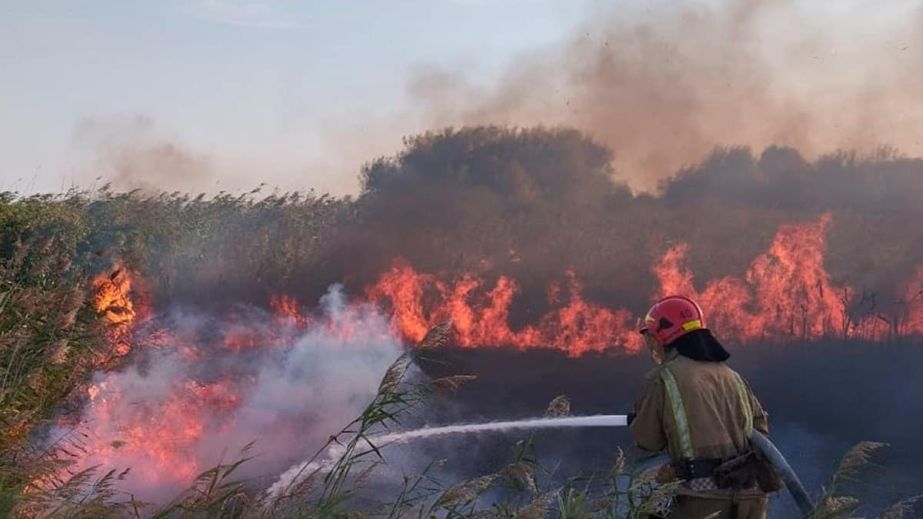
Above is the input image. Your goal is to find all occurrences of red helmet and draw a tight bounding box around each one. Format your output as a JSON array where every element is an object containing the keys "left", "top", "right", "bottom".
[{"left": 639, "top": 295, "right": 707, "bottom": 346}]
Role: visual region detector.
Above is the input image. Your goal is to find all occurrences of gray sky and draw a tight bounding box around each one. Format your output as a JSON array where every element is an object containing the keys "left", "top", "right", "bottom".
[
  {"left": 2, "top": 0, "right": 921, "bottom": 195},
  {"left": 1, "top": 0, "right": 591, "bottom": 194}
]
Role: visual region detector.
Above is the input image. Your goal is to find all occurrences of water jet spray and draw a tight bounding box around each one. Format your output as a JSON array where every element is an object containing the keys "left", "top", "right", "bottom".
[
  {"left": 373, "top": 414, "right": 629, "bottom": 444},
  {"left": 365, "top": 415, "right": 814, "bottom": 517}
]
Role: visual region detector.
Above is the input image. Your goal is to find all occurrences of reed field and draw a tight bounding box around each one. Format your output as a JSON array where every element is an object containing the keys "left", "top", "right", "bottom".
[{"left": 2, "top": 128, "right": 922, "bottom": 517}]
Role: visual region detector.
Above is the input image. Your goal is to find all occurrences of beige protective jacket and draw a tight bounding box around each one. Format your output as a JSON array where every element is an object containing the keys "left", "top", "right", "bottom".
[{"left": 630, "top": 351, "right": 769, "bottom": 499}]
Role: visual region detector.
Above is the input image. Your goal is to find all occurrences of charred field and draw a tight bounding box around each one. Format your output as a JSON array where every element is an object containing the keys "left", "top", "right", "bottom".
[
  {"left": 417, "top": 341, "right": 923, "bottom": 516},
  {"left": 2, "top": 127, "right": 923, "bottom": 517}
]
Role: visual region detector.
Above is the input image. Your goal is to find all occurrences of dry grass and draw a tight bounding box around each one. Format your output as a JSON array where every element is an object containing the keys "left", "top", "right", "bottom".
[
  {"left": 431, "top": 375, "right": 479, "bottom": 393},
  {"left": 0, "top": 190, "right": 916, "bottom": 518},
  {"left": 544, "top": 396, "right": 571, "bottom": 419},
  {"left": 811, "top": 440, "right": 890, "bottom": 519},
  {"left": 833, "top": 442, "right": 888, "bottom": 483},
  {"left": 0, "top": 233, "right": 118, "bottom": 514},
  {"left": 878, "top": 496, "right": 923, "bottom": 519}
]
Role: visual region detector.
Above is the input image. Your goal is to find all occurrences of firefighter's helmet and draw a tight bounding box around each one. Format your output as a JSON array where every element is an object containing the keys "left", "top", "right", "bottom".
[{"left": 639, "top": 295, "right": 707, "bottom": 346}]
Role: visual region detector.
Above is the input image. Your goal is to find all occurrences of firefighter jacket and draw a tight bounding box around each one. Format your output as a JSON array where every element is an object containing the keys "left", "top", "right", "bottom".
[{"left": 630, "top": 350, "right": 769, "bottom": 498}]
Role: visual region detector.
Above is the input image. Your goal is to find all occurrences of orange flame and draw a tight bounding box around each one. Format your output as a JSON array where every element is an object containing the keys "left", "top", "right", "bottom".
[
  {"left": 652, "top": 214, "right": 904, "bottom": 342},
  {"left": 90, "top": 261, "right": 148, "bottom": 360},
  {"left": 270, "top": 294, "right": 312, "bottom": 328},
  {"left": 369, "top": 215, "right": 923, "bottom": 351},
  {"left": 366, "top": 262, "right": 641, "bottom": 356},
  {"left": 77, "top": 377, "right": 244, "bottom": 487},
  {"left": 67, "top": 287, "right": 328, "bottom": 493},
  {"left": 653, "top": 215, "right": 841, "bottom": 341},
  {"left": 64, "top": 214, "right": 923, "bottom": 498},
  {"left": 896, "top": 266, "right": 923, "bottom": 337},
  {"left": 91, "top": 265, "right": 136, "bottom": 325}
]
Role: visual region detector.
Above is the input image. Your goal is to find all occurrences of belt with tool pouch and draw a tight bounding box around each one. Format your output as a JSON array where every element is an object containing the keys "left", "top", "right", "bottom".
[
  {"left": 672, "top": 458, "right": 726, "bottom": 480},
  {"left": 673, "top": 450, "right": 783, "bottom": 492}
]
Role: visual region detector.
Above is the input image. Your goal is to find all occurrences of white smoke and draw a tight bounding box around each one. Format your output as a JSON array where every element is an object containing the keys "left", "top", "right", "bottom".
[
  {"left": 266, "top": 414, "right": 629, "bottom": 499},
  {"left": 209, "top": 287, "right": 402, "bottom": 472},
  {"left": 56, "top": 285, "right": 403, "bottom": 504}
]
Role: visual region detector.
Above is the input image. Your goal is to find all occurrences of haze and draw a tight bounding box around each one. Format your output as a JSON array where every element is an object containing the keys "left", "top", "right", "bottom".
[{"left": 1, "top": 0, "right": 921, "bottom": 195}]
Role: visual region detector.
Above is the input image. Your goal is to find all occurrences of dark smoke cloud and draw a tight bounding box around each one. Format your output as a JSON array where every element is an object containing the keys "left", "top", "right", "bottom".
[
  {"left": 66, "top": 2, "right": 923, "bottom": 200},
  {"left": 408, "top": 0, "right": 923, "bottom": 192},
  {"left": 318, "top": 127, "right": 923, "bottom": 323}
]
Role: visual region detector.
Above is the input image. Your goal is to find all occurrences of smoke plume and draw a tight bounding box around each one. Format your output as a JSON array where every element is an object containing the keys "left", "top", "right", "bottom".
[
  {"left": 64, "top": 2, "right": 923, "bottom": 198},
  {"left": 71, "top": 116, "right": 217, "bottom": 194},
  {"left": 55, "top": 286, "right": 402, "bottom": 503},
  {"left": 409, "top": 0, "right": 923, "bottom": 192}
]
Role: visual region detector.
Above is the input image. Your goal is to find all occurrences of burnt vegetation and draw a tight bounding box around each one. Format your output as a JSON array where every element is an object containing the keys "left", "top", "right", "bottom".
[
  {"left": 1, "top": 126, "right": 923, "bottom": 516},
  {"left": 4, "top": 127, "right": 921, "bottom": 319}
]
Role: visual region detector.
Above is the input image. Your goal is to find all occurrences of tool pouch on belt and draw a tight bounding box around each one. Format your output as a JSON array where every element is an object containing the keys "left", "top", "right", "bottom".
[
  {"left": 752, "top": 447, "right": 785, "bottom": 492},
  {"left": 713, "top": 448, "right": 784, "bottom": 492}
]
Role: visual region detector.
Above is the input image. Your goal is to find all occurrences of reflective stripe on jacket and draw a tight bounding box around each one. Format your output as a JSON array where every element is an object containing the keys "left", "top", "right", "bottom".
[{"left": 630, "top": 352, "right": 769, "bottom": 498}]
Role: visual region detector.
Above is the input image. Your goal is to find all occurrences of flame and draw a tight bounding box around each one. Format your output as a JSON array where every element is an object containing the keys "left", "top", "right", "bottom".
[
  {"left": 76, "top": 376, "right": 244, "bottom": 488},
  {"left": 91, "top": 264, "right": 136, "bottom": 325},
  {"left": 897, "top": 266, "right": 923, "bottom": 337},
  {"left": 366, "top": 262, "right": 641, "bottom": 356},
  {"left": 59, "top": 214, "right": 923, "bottom": 498},
  {"left": 271, "top": 294, "right": 312, "bottom": 328},
  {"left": 58, "top": 282, "right": 412, "bottom": 503},
  {"left": 221, "top": 296, "right": 314, "bottom": 351},
  {"left": 90, "top": 261, "right": 151, "bottom": 360},
  {"left": 369, "top": 214, "right": 923, "bottom": 351},
  {"left": 652, "top": 214, "right": 902, "bottom": 342},
  {"left": 66, "top": 287, "right": 365, "bottom": 495},
  {"left": 652, "top": 215, "right": 844, "bottom": 341}
]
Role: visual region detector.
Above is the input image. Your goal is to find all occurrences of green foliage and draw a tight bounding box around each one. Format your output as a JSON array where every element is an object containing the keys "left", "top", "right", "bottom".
[
  {"left": 0, "top": 187, "right": 354, "bottom": 305},
  {"left": 0, "top": 232, "right": 113, "bottom": 515}
]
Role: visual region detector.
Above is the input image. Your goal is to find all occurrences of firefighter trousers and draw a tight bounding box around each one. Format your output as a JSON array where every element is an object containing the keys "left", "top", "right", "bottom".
[{"left": 667, "top": 495, "right": 768, "bottom": 519}]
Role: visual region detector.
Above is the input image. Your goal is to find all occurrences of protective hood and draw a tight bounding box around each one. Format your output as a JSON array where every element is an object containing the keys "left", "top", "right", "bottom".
[{"left": 670, "top": 329, "right": 731, "bottom": 362}]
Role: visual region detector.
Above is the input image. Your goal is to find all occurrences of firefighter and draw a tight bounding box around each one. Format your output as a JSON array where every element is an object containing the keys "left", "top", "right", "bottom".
[{"left": 630, "top": 295, "right": 773, "bottom": 519}]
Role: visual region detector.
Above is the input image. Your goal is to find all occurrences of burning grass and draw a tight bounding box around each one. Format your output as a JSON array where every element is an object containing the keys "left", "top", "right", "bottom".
[
  {"left": 3, "top": 127, "right": 923, "bottom": 516},
  {"left": 4, "top": 325, "right": 909, "bottom": 518},
  {"left": 0, "top": 230, "right": 913, "bottom": 515}
]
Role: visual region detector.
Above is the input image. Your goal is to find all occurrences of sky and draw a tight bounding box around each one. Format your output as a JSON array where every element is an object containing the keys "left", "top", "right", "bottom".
[
  {"left": 1, "top": 0, "right": 921, "bottom": 196},
  {"left": 0, "top": 0, "right": 593, "bottom": 195}
]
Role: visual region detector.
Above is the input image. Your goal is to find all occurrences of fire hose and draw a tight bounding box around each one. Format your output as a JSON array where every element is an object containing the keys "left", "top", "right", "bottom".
[
  {"left": 373, "top": 415, "right": 814, "bottom": 517},
  {"left": 750, "top": 430, "right": 815, "bottom": 516},
  {"left": 636, "top": 430, "right": 815, "bottom": 517}
]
